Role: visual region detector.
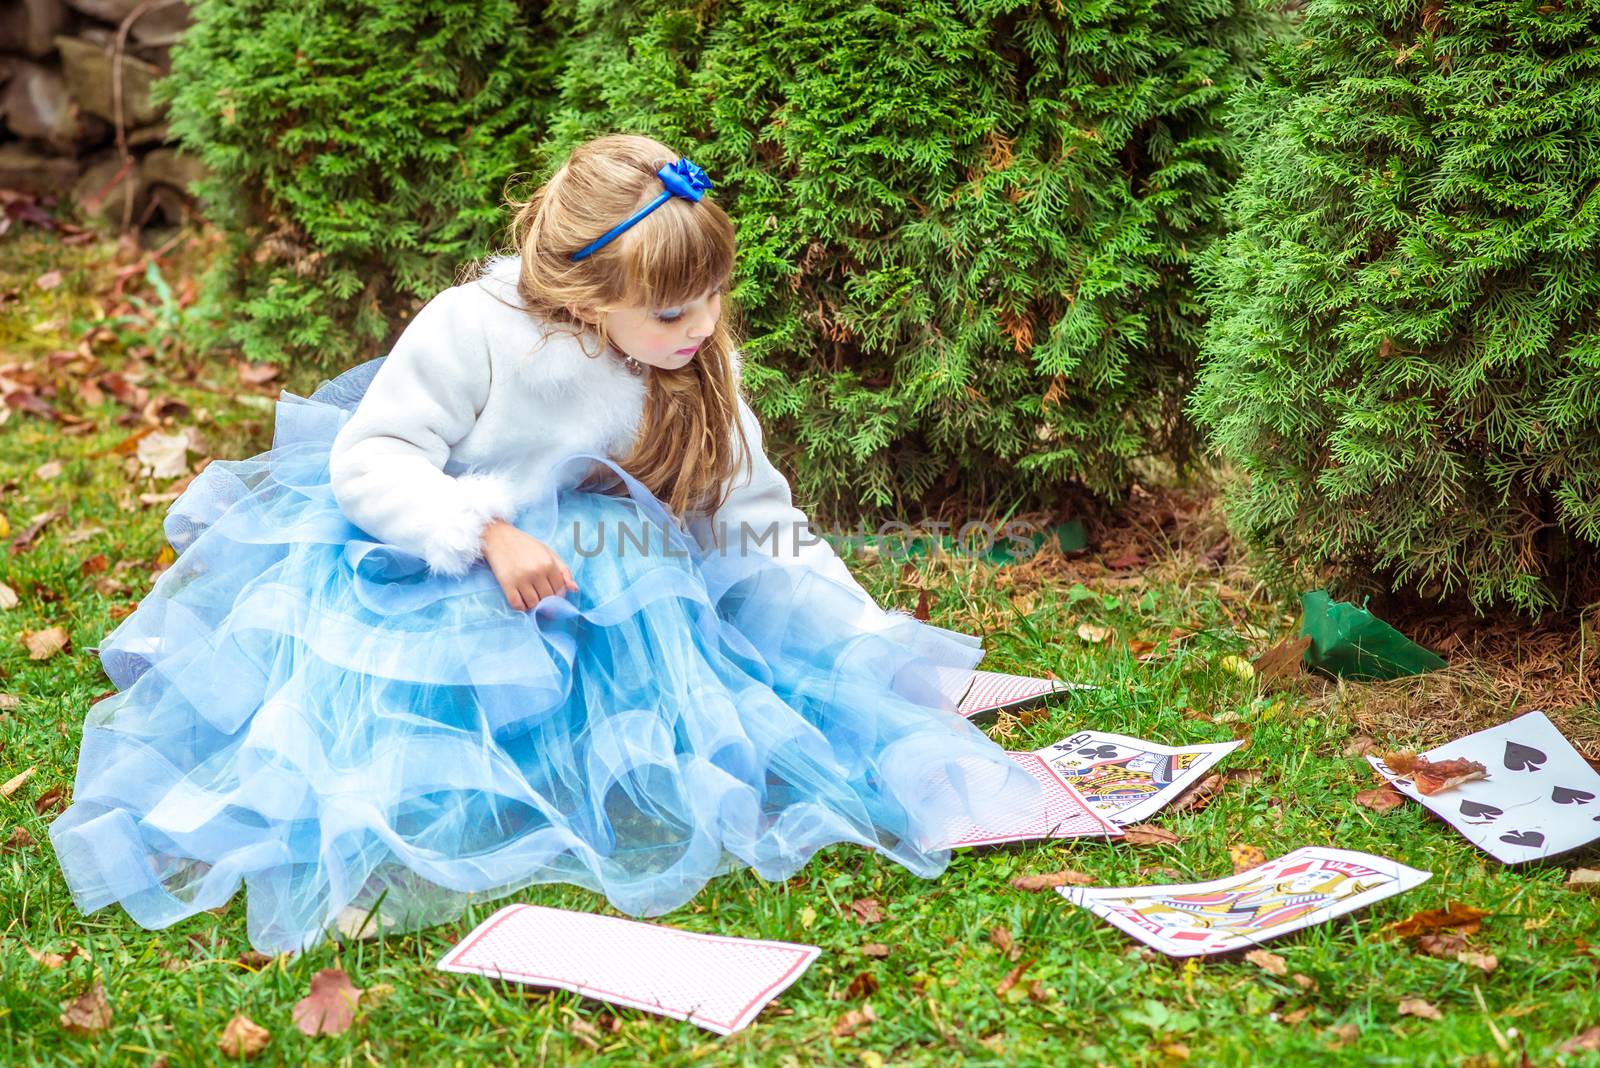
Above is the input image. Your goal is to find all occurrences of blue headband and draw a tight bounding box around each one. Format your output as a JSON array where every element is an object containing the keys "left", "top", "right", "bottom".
[{"left": 569, "top": 158, "right": 714, "bottom": 262}]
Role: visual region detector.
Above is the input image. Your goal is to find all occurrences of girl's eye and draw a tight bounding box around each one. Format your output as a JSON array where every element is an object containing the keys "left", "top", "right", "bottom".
[{"left": 654, "top": 310, "right": 682, "bottom": 323}]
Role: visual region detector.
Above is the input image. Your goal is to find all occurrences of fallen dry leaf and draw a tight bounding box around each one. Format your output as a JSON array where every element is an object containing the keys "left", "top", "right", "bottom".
[
  {"left": 1076, "top": 622, "right": 1110, "bottom": 644},
  {"left": 848, "top": 898, "right": 886, "bottom": 925},
  {"left": 28, "top": 943, "right": 86, "bottom": 969},
  {"left": 0, "top": 582, "right": 17, "bottom": 610},
  {"left": 1384, "top": 903, "right": 1490, "bottom": 940},
  {"left": 990, "top": 926, "right": 1015, "bottom": 958},
  {"left": 1561, "top": 1026, "right": 1600, "bottom": 1054},
  {"left": 859, "top": 943, "right": 890, "bottom": 958},
  {"left": 1566, "top": 869, "right": 1600, "bottom": 893},
  {"left": 843, "top": 971, "right": 878, "bottom": 1000},
  {"left": 291, "top": 968, "right": 363, "bottom": 1037},
  {"left": 1415, "top": 932, "right": 1467, "bottom": 958},
  {"left": 1324, "top": 1023, "right": 1361, "bottom": 1049},
  {"left": 1, "top": 766, "right": 37, "bottom": 798},
  {"left": 23, "top": 626, "right": 69, "bottom": 660},
  {"left": 1379, "top": 752, "right": 1487, "bottom": 795},
  {"left": 1010, "top": 869, "right": 1095, "bottom": 891},
  {"left": 1121, "top": 824, "right": 1182, "bottom": 847},
  {"left": 1280, "top": 1006, "right": 1312, "bottom": 1025},
  {"left": 1354, "top": 785, "right": 1406, "bottom": 813},
  {"left": 59, "top": 980, "right": 113, "bottom": 1034},
  {"left": 135, "top": 429, "right": 196, "bottom": 481},
  {"left": 1245, "top": 949, "right": 1288, "bottom": 976},
  {"left": 236, "top": 951, "right": 275, "bottom": 969},
  {"left": 1253, "top": 635, "right": 1310, "bottom": 685},
  {"left": 995, "top": 959, "right": 1033, "bottom": 997},
  {"left": 1456, "top": 951, "right": 1497, "bottom": 973},
  {"left": 217, "top": 1013, "right": 271, "bottom": 1059},
  {"left": 1230, "top": 844, "right": 1267, "bottom": 874},
  {"left": 34, "top": 784, "right": 67, "bottom": 815},
  {"left": 4, "top": 827, "right": 37, "bottom": 850},
  {"left": 831, "top": 1004, "right": 875, "bottom": 1038},
  {"left": 1343, "top": 735, "right": 1378, "bottom": 757},
  {"left": 1397, "top": 997, "right": 1441, "bottom": 1021},
  {"left": 34, "top": 459, "right": 63, "bottom": 481},
  {"left": 1293, "top": 973, "right": 1317, "bottom": 991}
]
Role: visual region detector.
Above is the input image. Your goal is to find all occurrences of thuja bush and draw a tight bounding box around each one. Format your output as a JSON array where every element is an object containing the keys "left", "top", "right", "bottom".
[
  {"left": 1191, "top": 0, "right": 1600, "bottom": 614},
  {"left": 513, "top": 0, "right": 1268, "bottom": 516},
  {"left": 156, "top": 0, "right": 551, "bottom": 369}
]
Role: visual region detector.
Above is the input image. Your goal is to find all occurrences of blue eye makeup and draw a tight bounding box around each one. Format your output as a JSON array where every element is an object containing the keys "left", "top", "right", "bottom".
[{"left": 654, "top": 309, "right": 683, "bottom": 323}]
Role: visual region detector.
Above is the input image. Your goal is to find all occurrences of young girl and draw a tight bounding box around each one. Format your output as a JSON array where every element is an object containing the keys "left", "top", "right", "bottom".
[{"left": 50, "top": 134, "right": 1043, "bottom": 954}]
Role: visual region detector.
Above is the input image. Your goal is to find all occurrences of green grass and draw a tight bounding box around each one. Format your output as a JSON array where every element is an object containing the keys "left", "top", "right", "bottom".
[{"left": 2, "top": 232, "right": 1598, "bottom": 1067}]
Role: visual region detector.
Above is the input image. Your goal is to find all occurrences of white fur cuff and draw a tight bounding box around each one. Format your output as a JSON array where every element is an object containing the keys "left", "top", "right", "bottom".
[{"left": 421, "top": 471, "right": 520, "bottom": 578}]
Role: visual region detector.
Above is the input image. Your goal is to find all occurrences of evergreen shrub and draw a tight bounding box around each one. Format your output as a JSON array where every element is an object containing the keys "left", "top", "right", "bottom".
[
  {"left": 1191, "top": 0, "right": 1600, "bottom": 613},
  {"left": 156, "top": 0, "right": 550, "bottom": 368},
  {"left": 545, "top": 0, "right": 1267, "bottom": 516}
]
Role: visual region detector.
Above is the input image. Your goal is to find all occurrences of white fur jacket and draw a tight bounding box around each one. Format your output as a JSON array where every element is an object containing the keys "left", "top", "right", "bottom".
[{"left": 327, "top": 254, "right": 880, "bottom": 612}]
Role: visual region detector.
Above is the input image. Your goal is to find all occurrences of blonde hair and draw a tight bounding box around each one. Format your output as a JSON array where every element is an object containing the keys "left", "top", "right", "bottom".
[{"left": 498, "top": 133, "right": 750, "bottom": 521}]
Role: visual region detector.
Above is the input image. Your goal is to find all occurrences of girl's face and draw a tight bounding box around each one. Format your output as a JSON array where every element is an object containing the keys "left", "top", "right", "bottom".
[{"left": 600, "top": 289, "right": 722, "bottom": 370}]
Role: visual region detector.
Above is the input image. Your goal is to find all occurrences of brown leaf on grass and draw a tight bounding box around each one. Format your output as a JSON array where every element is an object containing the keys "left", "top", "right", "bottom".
[
  {"left": 989, "top": 926, "right": 1016, "bottom": 959},
  {"left": 23, "top": 626, "right": 69, "bottom": 660},
  {"left": 1244, "top": 949, "right": 1287, "bottom": 976},
  {"left": 1167, "top": 773, "right": 1225, "bottom": 815},
  {"left": 913, "top": 589, "right": 931, "bottom": 621},
  {"left": 1229, "top": 844, "right": 1268, "bottom": 874},
  {"left": 1121, "top": 824, "right": 1182, "bottom": 847},
  {"left": 1562, "top": 1026, "right": 1600, "bottom": 1054},
  {"left": 1378, "top": 752, "right": 1487, "bottom": 795},
  {"left": 1104, "top": 548, "right": 1145, "bottom": 570},
  {"left": 1397, "top": 998, "right": 1441, "bottom": 1021},
  {"left": 4, "top": 827, "right": 37, "bottom": 850},
  {"left": 237, "top": 951, "right": 275, "bottom": 969},
  {"left": 1415, "top": 932, "right": 1467, "bottom": 958},
  {"left": 843, "top": 972, "right": 878, "bottom": 1000},
  {"left": 1384, "top": 903, "right": 1490, "bottom": 940},
  {"left": 291, "top": 968, "right": 363, "bottom": 1037},
  {"left": 848, "top": 898, "right": 886, "bottom": 925},
  {"left": 10, "top": 509, "right": 63, "bottom": 554},
  {"left": 1324, "top": 1023, "right": 1361, "bottom": 1049},
  {"left": 1343, "top": 735, "right": 1378, "bottom": 757},
  {"left": 34, "top": 785, "right": 67, "bottom": 815},
  {"left": 1, "top": 766, "right": 36, "bottom": 798},
  {"left": 859, "top": 943, "right": 891, "bottom": 958},
  {"left": 1293, "top": 973, "right": 1317, "bottom": 991},
  {"left": 217, "top": 1013, "right": 271, "bottom": 1059},
  {"left": 0, "top": 582, "right": 17, "bottom": 610},
  {"left": 1253, "top": 635, "right": 1310, "bottom": 684},
  {"left": 59, "top": 980, "right": 112, "bottom": 1034},
  {"left": 1456, "top": 951, "right": 1497, "bottom": 973},
  {"left": 831, "top": 1004, "right": 875, "bottom": 1038},
  {"left": 1076, "top": 622, "right": 1111, "bottom": 644},
  {"left": 1565, "top": 869, "right": 1600, "bottom": 893},
  {"left": 28, "top": 943, "right": 86, "bottom": 969},
  {"left": 79, "top": 554, "right": 109, "bottom": 576},
  {"left": 995, "top": 959, "right": 1033, "bottom": 996},
  {"left": 237, "top": 362, "right": 281, "bottom": 387},
  {"left": 1355, "top": 785, "right": 1406, "bottom": 813},
  {"left": 1010, "top": 869, "right": 1095, "bottom": 891},
  {"left": 1280, "top": 1006, "right": 1313, "bottom": 1026}
]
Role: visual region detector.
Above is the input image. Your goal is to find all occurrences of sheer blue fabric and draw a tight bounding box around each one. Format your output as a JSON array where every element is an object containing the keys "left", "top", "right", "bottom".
[{"left": 50, "top": 366, "right": 1042, "bottom": 953}]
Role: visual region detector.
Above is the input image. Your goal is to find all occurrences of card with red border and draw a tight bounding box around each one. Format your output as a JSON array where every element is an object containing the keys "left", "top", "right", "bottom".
[
  {"left": 438, "top": 904, "right": 820, "bottom": 1035},
  {"left": 924, "top": 751, "right": 1122, "bottom": 848}
]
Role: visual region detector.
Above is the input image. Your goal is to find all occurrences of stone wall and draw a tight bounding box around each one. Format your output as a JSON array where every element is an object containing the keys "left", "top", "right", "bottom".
[{"left": 0, "top": 0, "right": 205, "bottom": 228}]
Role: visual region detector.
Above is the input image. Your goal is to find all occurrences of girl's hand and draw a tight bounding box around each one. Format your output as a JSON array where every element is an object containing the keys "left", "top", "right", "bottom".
[{"left": 480, "top": 519, "right": 579, "bottom": 611}]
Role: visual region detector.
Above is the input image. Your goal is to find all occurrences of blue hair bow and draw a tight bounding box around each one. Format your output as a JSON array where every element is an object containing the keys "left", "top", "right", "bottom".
[{"left": 570, "top": 158, "right": 714, "bottom": 262}]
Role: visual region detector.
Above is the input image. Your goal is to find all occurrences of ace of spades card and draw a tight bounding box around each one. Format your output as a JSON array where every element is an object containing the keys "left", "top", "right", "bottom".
[
  {"left": 1058, "top": 846, "right": 1430, "bottom": 957},
  {"left": 1035, "top": 730, "right": 1243, "bottom": 825},
  {"left": 1366, "top": 710, "right": 1600, "bottom": 864}
]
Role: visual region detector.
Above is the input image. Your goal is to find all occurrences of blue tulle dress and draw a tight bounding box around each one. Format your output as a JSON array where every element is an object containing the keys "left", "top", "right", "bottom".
[{"left": 49, "top": 359, "right": 1043, "bottom": 953}]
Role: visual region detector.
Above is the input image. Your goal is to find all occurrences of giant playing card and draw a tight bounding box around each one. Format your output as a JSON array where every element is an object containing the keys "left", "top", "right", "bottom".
[
  {"left": 1058, "top": 846, "right": 1429, "bottom": 957},
  {"left": 945, "top": 669, "right": 1093, "bottom": 719},
  {"left": 1367, "top": 710, "right": 1600, "bottom": 864},
  {"left": 1035, "top": 730, "right": 1243, "bottom": 825},
  {"left": 922, "top": 751, "right": 1121, "bottom": 848},
  {"left": 438, "top": 905, "right": 819, "bottom": 1035}
]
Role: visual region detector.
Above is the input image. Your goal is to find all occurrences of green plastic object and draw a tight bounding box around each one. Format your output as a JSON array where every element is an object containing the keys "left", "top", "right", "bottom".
[{"left": 1297, "top": 590, "right": 1447, "bottom": 681}]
